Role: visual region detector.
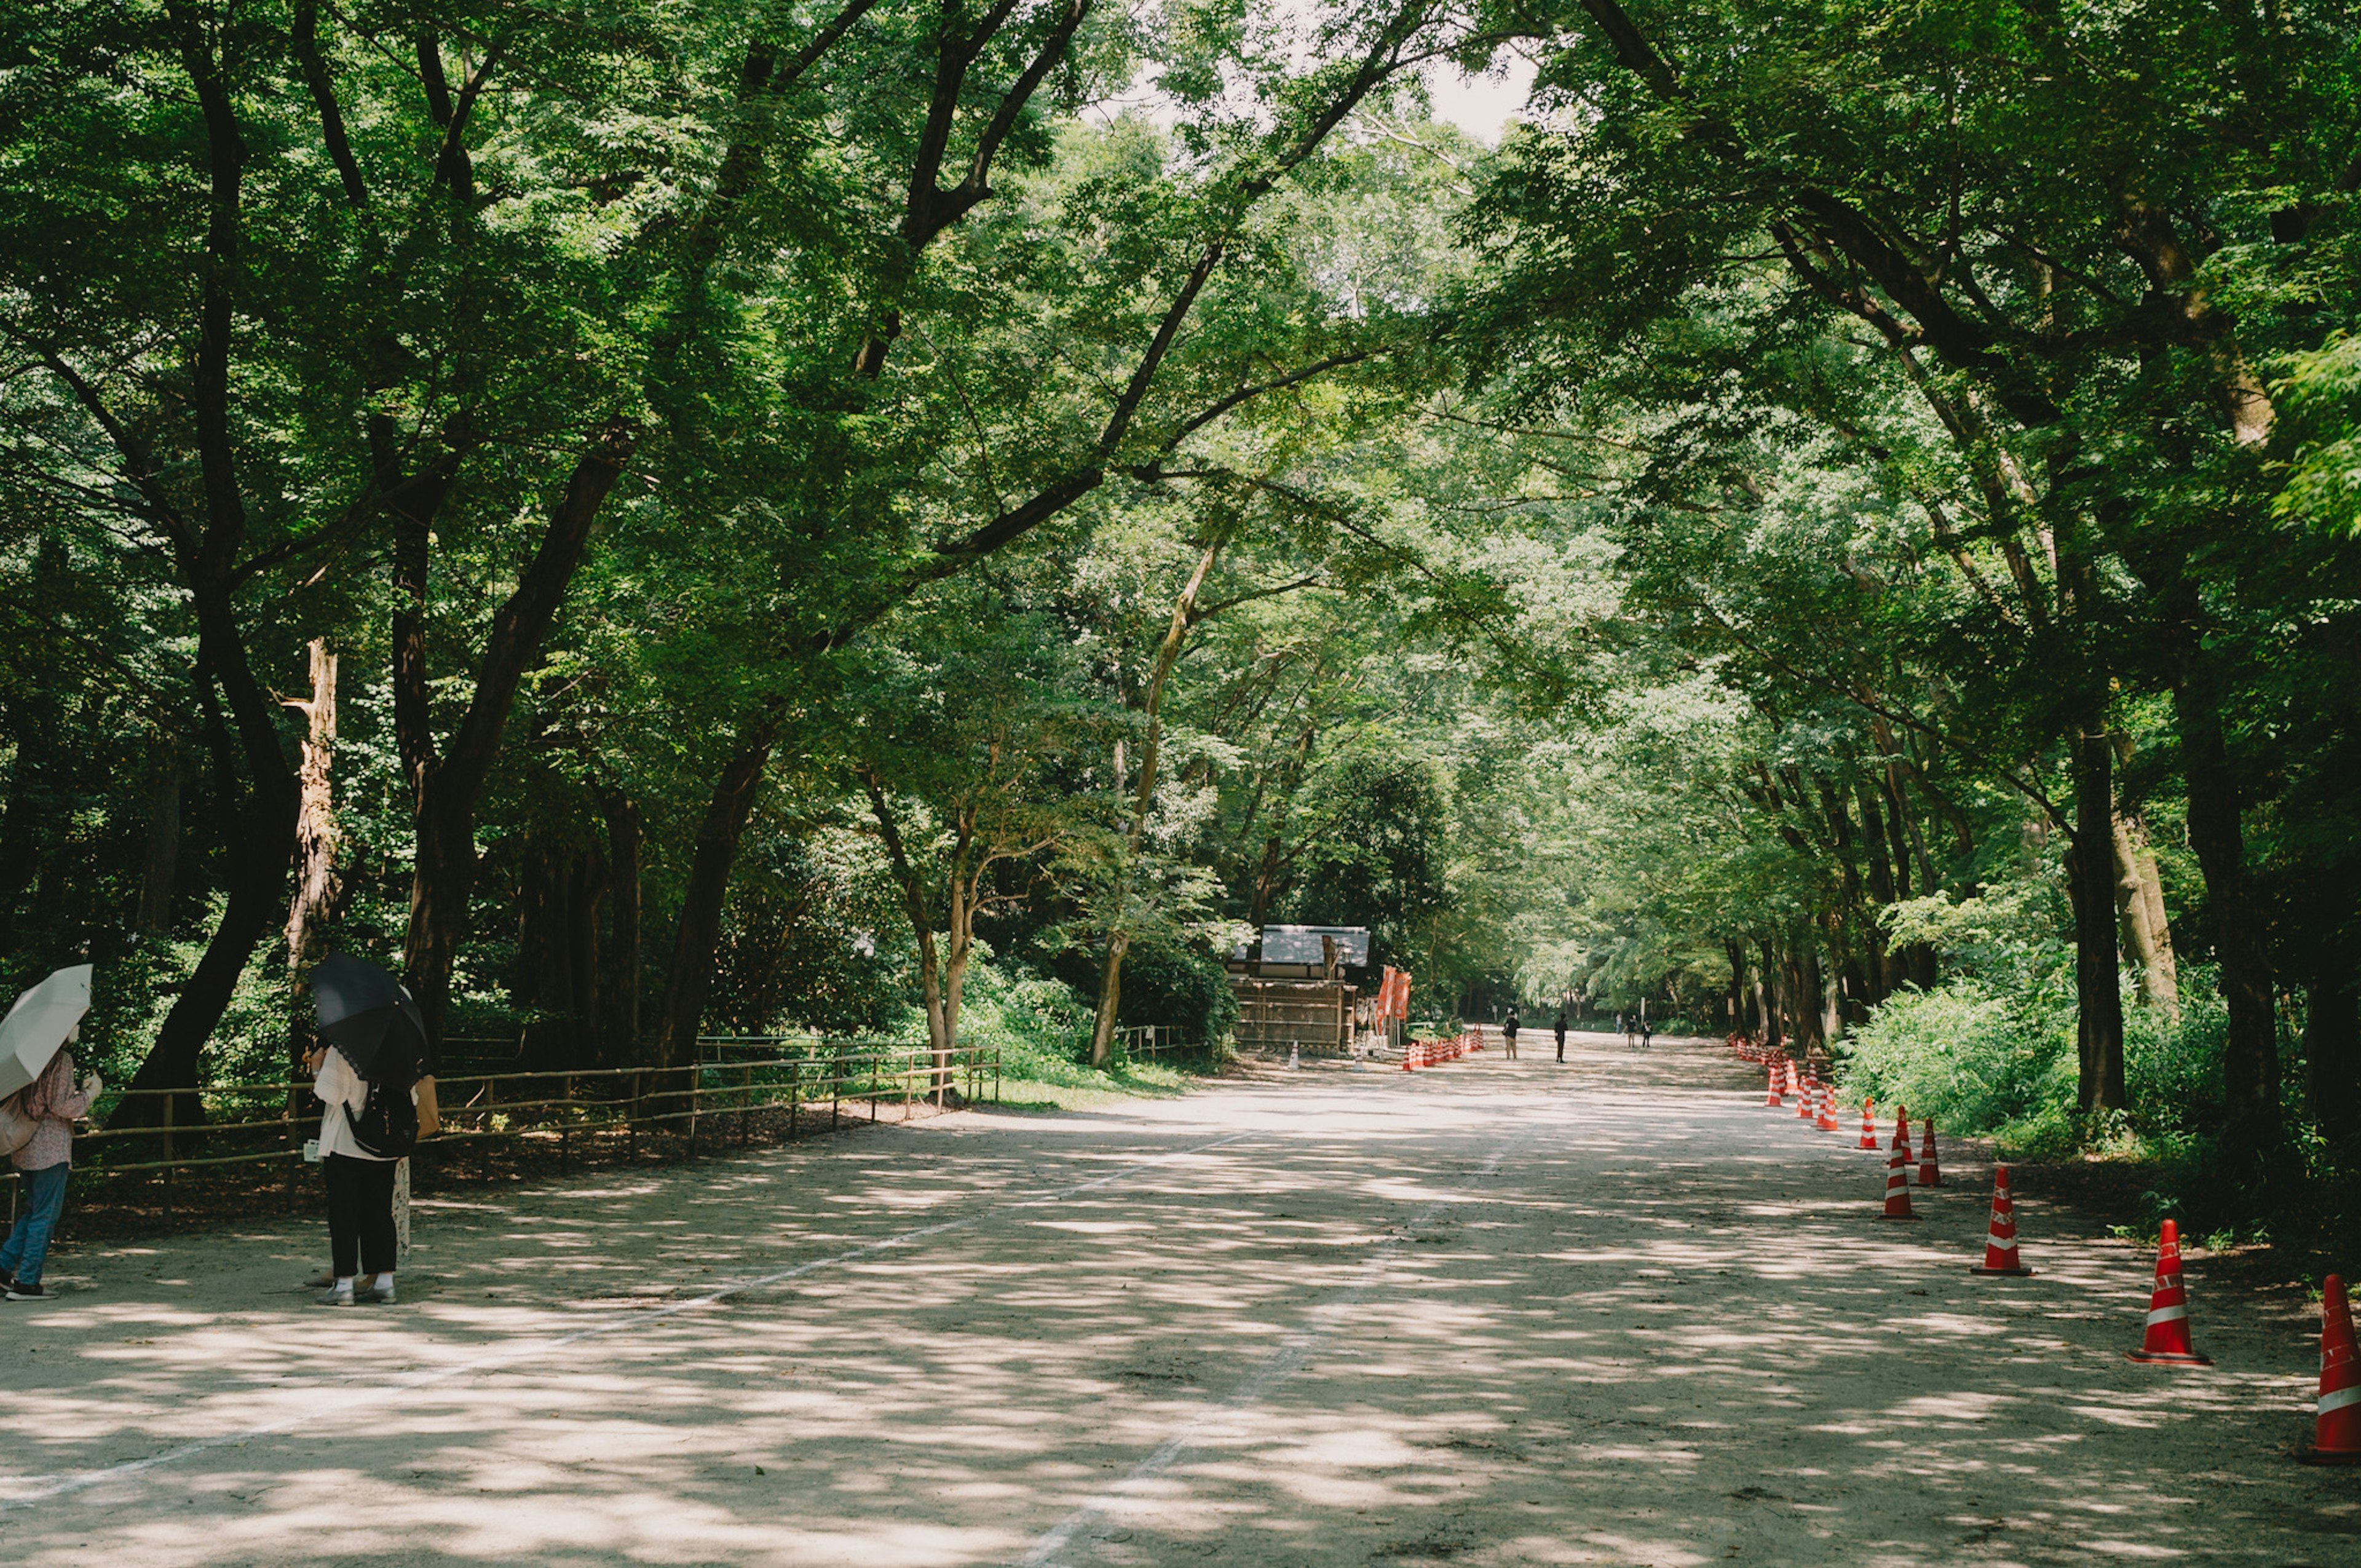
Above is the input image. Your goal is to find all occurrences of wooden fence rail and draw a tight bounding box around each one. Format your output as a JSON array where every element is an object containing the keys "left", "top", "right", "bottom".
[{"left": 1, "top": 1038, "right": 1000, "bottom": 1222}]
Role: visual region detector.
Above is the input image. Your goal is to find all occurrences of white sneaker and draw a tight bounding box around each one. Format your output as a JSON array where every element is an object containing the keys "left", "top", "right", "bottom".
[
  {"left": 362, "top": 1280, "right": 396, "bottom": 1305},
  {"left": 315, "top": 1284, "right": 354, "bottom": 1307}
]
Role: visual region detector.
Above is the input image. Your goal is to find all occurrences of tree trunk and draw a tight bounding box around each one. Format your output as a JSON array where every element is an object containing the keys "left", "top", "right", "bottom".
[
  {"left": 139, "top": 741, "right": 183, "bottom": 933},
  {"left": 601, "top": 788, "right": 643, "bottom": 1062},
  {"left": 2172, "top": 670, "right": 2279, "bottom": 1159},
  {"left": 2308, "top": 952, "right": 2359, "bottom": 1144},
  {"left": 570, "top": 839, "right": 604, "bottom": 1064},
  {"left": 2111, "top": 807, "right": 2179, "bottom": 1018},
  {"left": 1724, "top": 939, "right": 1747, "bottom": 1039},
  {"left": 517, "top": 829, "right": 588, "bottom": 1072},
  {"left": 1089, "top": 932, "right": 1130, "bottom": 1069},
  {"left": 1878, "top": 769, "right": 1939, "bottom": 988},
  {"left": 0, "top": 689, "right": 57, "bottom": 957},
  {"left": 1092, "top": 540, "right": 1221, "bottom": 1068},
  {"left": 1248, "top": 834, "right": 1284, "bottom": 928},
  {"left": 124, "top": 637, "right": 299, "bottom": 1131},
  {"left": 1856, "top": 780, "right": 1899, "bottom": 994},
  {"left": 1794, "top": 939, "right": 1827, "bottom": 1054},
  {"left": 938, "top": 855, "right": 983, "bottom": 1094},
  {"left": 863, "top": 771, "right": 947, "bottom": 1066},
  {"left": 398, "top": 426, "right": 636, "bottom": 1061},
  {"left": 1757, "top": 938, "right": 1782, "bottom": 1054},
  {"left": 400, "top": 796, "right": 477, "bottom": 1076},
  {"left": 2070, "top": 727, "right": 2127, "bottom": 1113},
  {"left": 1247, "top": 723, "right": 1317, "bottom": 929},
  {"left": 652, "top": 724, "right": 779, "bottom": 1068},
  {"left": 285, "top": 642, "right": 340, "bottom": 1065}
]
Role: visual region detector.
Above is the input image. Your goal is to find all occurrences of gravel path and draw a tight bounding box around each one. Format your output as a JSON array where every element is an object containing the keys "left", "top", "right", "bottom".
[{"left": 1, "top": 1032, "right": 2350, "bottom": 1566}]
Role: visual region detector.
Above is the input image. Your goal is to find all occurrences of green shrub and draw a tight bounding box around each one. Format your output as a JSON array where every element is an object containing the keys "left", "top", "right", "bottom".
[
  {"left": 1842, "top": 978, "right": 2074, "bottom": 1148},
  {"left": 1842, "top": 962, "right": 2236, "bottom": 1164}
]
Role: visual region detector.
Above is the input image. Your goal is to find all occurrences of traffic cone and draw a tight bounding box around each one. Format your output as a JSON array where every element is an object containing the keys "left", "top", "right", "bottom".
[
  {"left": 1858, "top": 1099, "right": 1878, "bottom": 1150},
  {"left": 1816, "top": 1080, "right": 1840, "bottom": 1131},
  {"left": 1797, "top": 1075, "right": 1817, "bottom": 1120},
  {"left": 2300, "top": 1274, "right": 2361, "bottom": 1464},
  {"left": 1891, "top": 1104, "right": 1912, "bottom": 1153},
  {"left": 1765, "top": 1064, "right": 1782, "bottom": 1107},
  {"left": 2126, "top": 1219, "right": 2212, "bottom": 1366},
  {"left": 1969, "top": 1166, "right": 2033, "bottom": 1276},
  {"left": 1918, "top": 1119, "right": 1941, "bottom": 1186},
  {"left": 1879, "top": 1144, "right": 1918, "bottom": 1220}
]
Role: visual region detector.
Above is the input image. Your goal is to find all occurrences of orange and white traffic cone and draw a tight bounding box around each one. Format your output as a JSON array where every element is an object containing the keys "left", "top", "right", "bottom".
[
  {"left": 1918, "top": 1119, "right": 1941, "bottom": 1186},
  {"left": 1765, "top": 1064, "right": 1782, "bottom": 1107},
  {"left": 2300, "top": 1274, "right": 2361, "bottom": 1464},
  {"left": 1970, "top": 1166, "right": 2033, "bottom": 1276},
  {"left": 1797, "top": 1075, "right": 1817, "bottom": 1120},
  {"left": 1890, "top": 1104, "right": 1912, "bottom": 1154},
  {"left": 1858, "top": 1099, "right": 1878, "bottom": 1150},
  {"left": 2126, "top": 1219, "right": 2212, "bottom": 1365},
  {"left": 1879, "top": 1144, "right": 1918, "bottom": 1220},
  {"left": 1816, "top": 1081, "right": 1841, "bottom": 1131}
]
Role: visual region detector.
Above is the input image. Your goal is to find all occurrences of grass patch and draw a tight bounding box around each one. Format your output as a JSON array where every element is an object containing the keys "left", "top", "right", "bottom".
[{"left": 991, "top": 1055, "right": 1206, "bottom": 1112}]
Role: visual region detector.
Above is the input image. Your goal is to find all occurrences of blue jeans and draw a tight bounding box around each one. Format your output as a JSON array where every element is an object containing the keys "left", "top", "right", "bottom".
[{"left": 1, "top": 1163, "right": 70, "bottom": 1286}]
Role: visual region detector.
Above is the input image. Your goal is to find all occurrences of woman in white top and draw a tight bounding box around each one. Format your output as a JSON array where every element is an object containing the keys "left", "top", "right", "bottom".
[{"left": 307, "top": 1044, "right": 400, "bottom": 1305}]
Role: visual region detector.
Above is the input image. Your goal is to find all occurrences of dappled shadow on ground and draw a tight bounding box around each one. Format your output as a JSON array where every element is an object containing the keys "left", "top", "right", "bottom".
[{"left": 1, "top": 1035, "right": 2350, "bottom": 1566}]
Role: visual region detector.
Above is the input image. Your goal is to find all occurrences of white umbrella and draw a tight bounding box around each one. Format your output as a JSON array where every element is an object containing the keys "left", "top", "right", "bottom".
[{"left": 0, "top": 965, "right": 93, "bottom": 1099}]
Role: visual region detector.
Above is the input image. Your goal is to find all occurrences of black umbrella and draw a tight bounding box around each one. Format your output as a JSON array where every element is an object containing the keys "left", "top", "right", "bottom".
[{"left": 309, "top": 952, "right": 427, "bottom": 1083}]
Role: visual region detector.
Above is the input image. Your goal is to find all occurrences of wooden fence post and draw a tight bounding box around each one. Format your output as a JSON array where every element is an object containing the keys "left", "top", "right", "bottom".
[{"left": 161, "top": 1091, "right": 175, "bottom": 1226}]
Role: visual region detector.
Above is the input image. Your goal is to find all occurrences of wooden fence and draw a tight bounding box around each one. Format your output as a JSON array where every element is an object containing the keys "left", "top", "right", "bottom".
[{"left": 1, "top": 1037, "right": 999, "bottom": 1224}]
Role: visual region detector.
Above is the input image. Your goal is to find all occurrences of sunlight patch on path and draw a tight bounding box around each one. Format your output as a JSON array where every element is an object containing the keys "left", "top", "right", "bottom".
[{"left": 0, "top": 1128, "right": 1259, "bottom": 1511}]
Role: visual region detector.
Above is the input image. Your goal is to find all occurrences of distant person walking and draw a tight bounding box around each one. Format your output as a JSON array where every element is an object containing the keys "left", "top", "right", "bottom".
[
  {"left": 1503, "top": 1009, "right": 1520, "bottom": 1060},
  {"left": 1554, "top": 1010, "right": 1568, "bottom": 1063},
  {"left": 1, "top": 1034, "right": 98, "bottom": 1302},
  {"left": 1640, "top": 1017, "right": 1653, "bottom": 1051}
]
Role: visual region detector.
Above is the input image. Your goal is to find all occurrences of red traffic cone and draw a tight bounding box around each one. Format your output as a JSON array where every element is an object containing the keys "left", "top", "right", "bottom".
[
  {"left": 1917, "top": 1119, "right": 1942, "bottom": 1186},
  {"left": 2301, "top": 1274, "right": 2361, "bottom": 1464},
  {"left": 1890, "top": 1104, "right": 1912, "bottom": 1153},
  {"left": 1816, "top": 1081, "right": 1840, "bottom": 1131},
  {"left": 1765, "top": 1064, "right": 1782, "bottom": 1107},
  {"left": 1797, "top": 1074, "right": 1817, "bottom": 1120},
  {"left": 1970, "top": 1166, "right": 2033, "bottom": 1276},
  {"left": 1879, "top": 1144, "right": 1918, "bottom": 1220},
  {"left": 1858, "top": 1099, "right": 1878, "bottom": 1150},
  {"left": 2126, "top": 1219, "right": 2212, "bottom": 1365}
]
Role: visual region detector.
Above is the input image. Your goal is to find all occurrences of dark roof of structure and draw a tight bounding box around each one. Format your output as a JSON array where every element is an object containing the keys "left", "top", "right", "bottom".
[{"left": 1236, "top": 925, "right": 1372, "bottom": 966}]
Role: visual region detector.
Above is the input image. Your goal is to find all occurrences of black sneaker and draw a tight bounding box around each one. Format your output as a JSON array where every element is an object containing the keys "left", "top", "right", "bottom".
[
  {"left": 7, "top": 1280, "right": 55, "bottom": 1301},
  {"left": 0, "top": 1271, "right": 14, "bottom": 1295}
]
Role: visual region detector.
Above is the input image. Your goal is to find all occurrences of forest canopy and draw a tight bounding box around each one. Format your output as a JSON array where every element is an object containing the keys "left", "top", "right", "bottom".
[{"left": 3, "top": 0, "right": 2357, "bottom": 1231}]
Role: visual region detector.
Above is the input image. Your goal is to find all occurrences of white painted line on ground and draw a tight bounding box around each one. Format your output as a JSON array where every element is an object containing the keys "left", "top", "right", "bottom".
[
  {"left": 0, "top": 1127, "right": 1262, "bottom": 1511},
  {"left": 1021, "top": 1116, "right": 1538, "bottom": 1568}
]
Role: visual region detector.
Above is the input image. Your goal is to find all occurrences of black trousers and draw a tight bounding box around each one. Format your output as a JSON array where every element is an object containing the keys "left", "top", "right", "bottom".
[{"left": 324, "top": 1153, "right": 398, "bottom": 1277}]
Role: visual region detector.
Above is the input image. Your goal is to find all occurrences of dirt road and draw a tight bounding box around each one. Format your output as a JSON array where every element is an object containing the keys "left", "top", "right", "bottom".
[{"left": 1, "top": 1034, "right": 2350, "bottom": 1566}]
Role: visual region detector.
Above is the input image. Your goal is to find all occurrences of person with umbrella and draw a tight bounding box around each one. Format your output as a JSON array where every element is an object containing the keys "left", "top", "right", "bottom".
[
  {"left": 307, "top": 954, "right": 425, "bottom": 1307},
  {"left": 0, "top": 965, "right": 100, "bottom": 1302}
]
